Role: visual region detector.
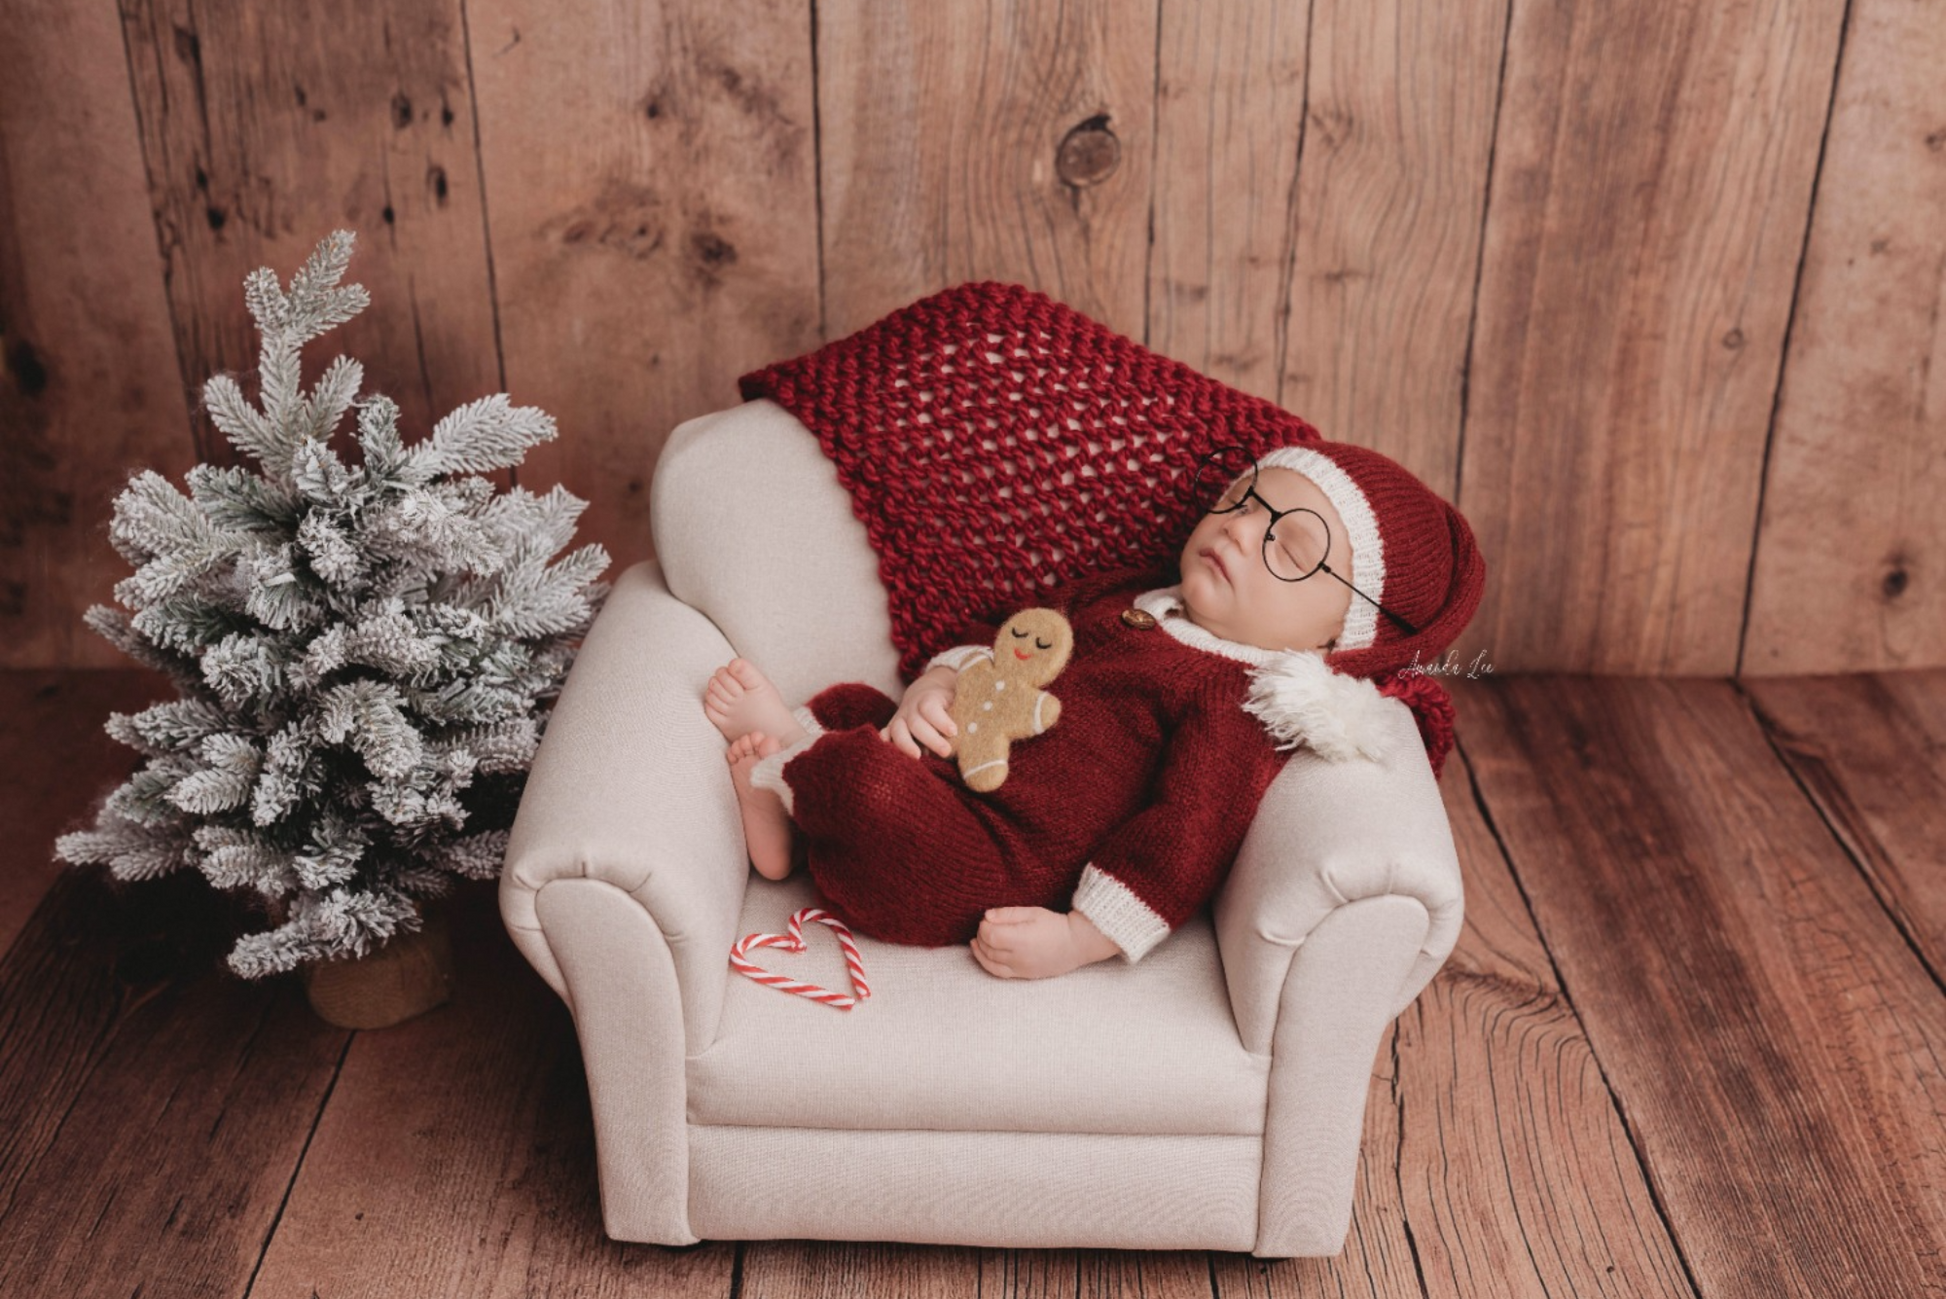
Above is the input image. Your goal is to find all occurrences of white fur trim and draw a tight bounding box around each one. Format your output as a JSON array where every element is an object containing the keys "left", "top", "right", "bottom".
[
  {"left": 1252, "top": 446, "right": 1383, "bottom": 651},
  {"left": 745, "top": 706, "right": 826, "bottom": 816},
  {"left": 1242, "top": 649, "right": 1395, "bottom": 764},
  {"left": 927, "top": 644, "right": 994, "bottom": 673},
  {"left": 1072, "top": 864, "right": 1171, "bottom": 962}
]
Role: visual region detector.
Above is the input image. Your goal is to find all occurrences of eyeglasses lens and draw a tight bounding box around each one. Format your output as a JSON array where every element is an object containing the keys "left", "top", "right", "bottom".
[{"left": 1266, "top": 512, "right": 1328, "bottom": 580}]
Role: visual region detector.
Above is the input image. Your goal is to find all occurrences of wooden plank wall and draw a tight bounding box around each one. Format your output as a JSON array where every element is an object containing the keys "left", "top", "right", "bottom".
[{"left": 1, "top": 0, "right": 1939, "bottom": 676}]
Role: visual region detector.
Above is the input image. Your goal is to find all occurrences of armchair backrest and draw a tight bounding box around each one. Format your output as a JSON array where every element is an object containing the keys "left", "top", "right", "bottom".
[{"left": 649, "top": 399, "right": 905, "bottom": 707}]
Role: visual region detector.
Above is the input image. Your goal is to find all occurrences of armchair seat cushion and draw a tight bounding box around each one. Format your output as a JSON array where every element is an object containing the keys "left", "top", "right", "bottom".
[{"left": 686, "top": 874, "right": 1271, "bottom": 1136}]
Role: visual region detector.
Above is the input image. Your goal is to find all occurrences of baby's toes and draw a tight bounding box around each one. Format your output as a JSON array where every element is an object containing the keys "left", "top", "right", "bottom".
[
  {"left": 726, "top": 658, "right": 769, "bottom": 692},
  {"left": 754, "top": 733, "right": 783, "bottom": 758}
]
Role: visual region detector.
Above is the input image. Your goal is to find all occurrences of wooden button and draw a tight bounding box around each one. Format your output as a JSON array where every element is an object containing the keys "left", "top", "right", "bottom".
[{"left": 1120, "top": 607, "right": 1157, "bottom": 630}]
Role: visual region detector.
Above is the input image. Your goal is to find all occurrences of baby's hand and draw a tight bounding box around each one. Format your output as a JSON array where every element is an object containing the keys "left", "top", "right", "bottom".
[{"left": 881, "top": 666, "right": 959, "bottom": 760}]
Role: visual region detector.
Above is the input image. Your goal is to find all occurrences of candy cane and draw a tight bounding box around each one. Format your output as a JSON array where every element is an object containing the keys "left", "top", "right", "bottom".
[{"left": 729, "top": 907, "right": 873, "bottom": 1009}]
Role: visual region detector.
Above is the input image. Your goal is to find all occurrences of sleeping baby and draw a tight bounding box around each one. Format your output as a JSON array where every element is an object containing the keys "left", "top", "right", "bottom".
[{"left": 700, "top": 438, "right": 1484, "bottom": 980}]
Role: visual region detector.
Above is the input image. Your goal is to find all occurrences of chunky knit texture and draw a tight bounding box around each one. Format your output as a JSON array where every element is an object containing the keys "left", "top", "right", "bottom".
[
  {"left": 749, "top": 566, "right": 1294, "bottom": 961},
  {"left": 737, "top": 280, "right": 1468, "bottom": 776}
]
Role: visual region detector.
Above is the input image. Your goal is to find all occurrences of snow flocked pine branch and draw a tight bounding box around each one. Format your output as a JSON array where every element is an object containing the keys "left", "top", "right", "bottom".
[{"left": 56, "top": 229, "right": 611, "bottom": 978}]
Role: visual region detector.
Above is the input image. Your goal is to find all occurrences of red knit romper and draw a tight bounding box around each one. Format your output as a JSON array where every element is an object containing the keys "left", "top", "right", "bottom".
[{"left": 763, "top": 565, "right": 1296, "bottom": 957}]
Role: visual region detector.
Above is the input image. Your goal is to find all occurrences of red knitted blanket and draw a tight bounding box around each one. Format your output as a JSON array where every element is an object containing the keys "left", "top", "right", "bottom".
[{"left": 738, "top": 281, "right": 1457, "bottom": 776}]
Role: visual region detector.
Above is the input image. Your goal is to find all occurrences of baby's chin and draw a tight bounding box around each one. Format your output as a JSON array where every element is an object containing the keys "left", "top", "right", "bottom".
[
  {"left": 1175, "top": 572, "right": 1227, "bottom": 634},
  {"left": 1179, "top": 574, "right": 1301, "bottom": 653}
]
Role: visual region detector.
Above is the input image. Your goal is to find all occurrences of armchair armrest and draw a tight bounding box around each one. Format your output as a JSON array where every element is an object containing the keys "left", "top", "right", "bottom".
[
  {"left": 1213, "top": 700, "right": 1464, "bottom": 1056},
  {"left": 500, "top": 558, "right": 751, "bottom": 1051}
]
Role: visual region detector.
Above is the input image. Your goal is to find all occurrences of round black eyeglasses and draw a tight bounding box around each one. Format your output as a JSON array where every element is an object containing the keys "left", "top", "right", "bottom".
[{"left": 1189, "top": 446, "right": 1421, "bottom": 637}]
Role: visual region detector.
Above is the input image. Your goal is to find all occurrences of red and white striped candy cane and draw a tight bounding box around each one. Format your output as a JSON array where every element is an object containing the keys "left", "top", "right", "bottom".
[{"left": 728, "top": 907, "right": 873, "bottom": 1009}]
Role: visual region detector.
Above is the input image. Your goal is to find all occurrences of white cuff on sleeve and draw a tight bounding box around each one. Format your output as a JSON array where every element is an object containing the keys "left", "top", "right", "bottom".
[
  {"left": 745, "top": 705, "right": 825, "bottom": 817},
  {"left": 1072, "top": 864, "right": 1171, "bottom": 963},
  {"left": 926, "top": 645, "right": 995, "bottom": 674}
]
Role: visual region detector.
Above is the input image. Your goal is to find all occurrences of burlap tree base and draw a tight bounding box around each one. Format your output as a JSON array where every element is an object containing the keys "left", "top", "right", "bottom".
[{"left": 300, "top": 910, "right": 454, "bottom": 1029}]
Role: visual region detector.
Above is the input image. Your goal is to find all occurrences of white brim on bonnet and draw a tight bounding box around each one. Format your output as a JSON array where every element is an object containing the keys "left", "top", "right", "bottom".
[{"left": 1249, "top": 445, "right": 1385, "bottom": 653}]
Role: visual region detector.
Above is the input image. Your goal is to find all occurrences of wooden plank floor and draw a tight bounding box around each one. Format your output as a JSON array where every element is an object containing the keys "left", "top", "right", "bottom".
[{"left": 2, "top": 668, "right": 1940, "bottom": 1298}]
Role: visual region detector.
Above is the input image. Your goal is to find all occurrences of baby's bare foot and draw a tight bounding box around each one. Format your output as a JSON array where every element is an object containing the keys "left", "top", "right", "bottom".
[
  {"left": 727, "top": 731, "right": 795, "bottom": 880},
  {"left": 704, "top": 658, "right": 806, "bottom": 747}
]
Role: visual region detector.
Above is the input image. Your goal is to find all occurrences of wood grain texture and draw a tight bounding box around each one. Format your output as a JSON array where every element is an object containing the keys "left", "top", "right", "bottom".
[
  {"left": 1740, "top": 0, "right": 1946, "bottom": 675},
  {"left": 0, "top": 668, "right": 174, "bottom": 957},
  {"left": 464, "top": 0, "right": 822, "bottom": 567},
  {"left": 118, "top": 0, "right": 505, "bottom": 465},
  {"left": 1460, "top": 0, "right": 1846, "bottom": 675},
  {"left": 1390, "top": 735, "right": 1693, "bottom": 1297},
  {"left": 247, "top": 881, "right": 736, "bottom": 1298},
  {"left": 5, "top": 666, "right": 1946, "bottom": 1284},
  {"left": 13, "top": 0, "right": 1946, "bottom": 675},
  {"left": 1001, "top": 1249, "right": 1213, "bottom": 1297},
  {"left": 1275, "top": 0, "right": 1504, "bottom": 503},
  {"left": 0, "top": 0, "right": 196, "bottom": 669},
  {"left": 815, "top": 0, "right": 1155, "bottom": 340},
  {"left": 1741, "top": 670, "right": 1946, "bottom": 987},
  {"left": 743, "top": 1244, "right": 1215, "bottom": 1299},
  {"left": 1145, "top": 0, "right": 1309, "bottom": 400},
  {"left": 739, "top": 1242, "right": 984, "bottom": 1298},
  {"left": 0, "top": 868, "right": 348, "bottom": 1297},
  {"left": 1451, "top": 674, "right": 1946, "bottom": 1296}
]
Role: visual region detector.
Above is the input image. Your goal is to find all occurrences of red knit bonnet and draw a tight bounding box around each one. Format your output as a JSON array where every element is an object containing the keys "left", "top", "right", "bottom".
[{"left": 1249, "top": 440, "right": 1485, "bottom": 682}]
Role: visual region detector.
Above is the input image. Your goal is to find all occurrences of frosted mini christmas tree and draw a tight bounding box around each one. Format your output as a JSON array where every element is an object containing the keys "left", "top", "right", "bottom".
[{"left": 56, "top": 229, "right": 609, "bottom": 978}]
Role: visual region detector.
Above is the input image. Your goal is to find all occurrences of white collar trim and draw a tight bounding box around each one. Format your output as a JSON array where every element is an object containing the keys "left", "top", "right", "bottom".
[
  {"left": 1133, "top": 585, "right": 1397, "bottom": 763},
  {"left": 1132, "top": 586, "right": 1281, "bottom": 666}
]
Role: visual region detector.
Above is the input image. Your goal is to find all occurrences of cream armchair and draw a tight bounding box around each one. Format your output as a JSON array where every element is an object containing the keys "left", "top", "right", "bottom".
[{"left": 498, "top": 397, "right": 1464, "bottom": 1257}]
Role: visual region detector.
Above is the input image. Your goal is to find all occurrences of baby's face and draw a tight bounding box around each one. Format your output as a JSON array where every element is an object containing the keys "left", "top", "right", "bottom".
[{"left": 1177, "top": 466, "right": 1355, "bottom": 653}]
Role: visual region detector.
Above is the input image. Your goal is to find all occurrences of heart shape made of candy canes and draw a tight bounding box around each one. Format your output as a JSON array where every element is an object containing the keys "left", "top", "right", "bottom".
[{"left": 728, "top": 907, "right": 873, "bottom": 1009}]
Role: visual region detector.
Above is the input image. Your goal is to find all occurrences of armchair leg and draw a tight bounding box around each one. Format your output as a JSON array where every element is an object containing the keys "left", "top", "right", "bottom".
[
  {"left": 1254, "top": 895, "right": 1430, "bottom": 1258},
  {"left": 537, "top": 879, "right": 700, "bottom": 1246}
]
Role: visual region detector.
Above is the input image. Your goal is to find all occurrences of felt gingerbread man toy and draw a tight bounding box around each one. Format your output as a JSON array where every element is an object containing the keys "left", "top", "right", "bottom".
[{"left": 950, "top": 608, "right": 1074, "bottom": 792}]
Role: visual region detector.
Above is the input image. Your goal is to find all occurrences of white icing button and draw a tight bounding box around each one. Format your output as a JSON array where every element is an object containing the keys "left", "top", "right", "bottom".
[
  {"left": 968, "top": 722, "right": 978, "bottom": 733},
  {"left": 983, "top": 701, "right": 993, "bottom": 710},
  {"left": 995, "top": 680, "right": 1006, "bottom": 690}
]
